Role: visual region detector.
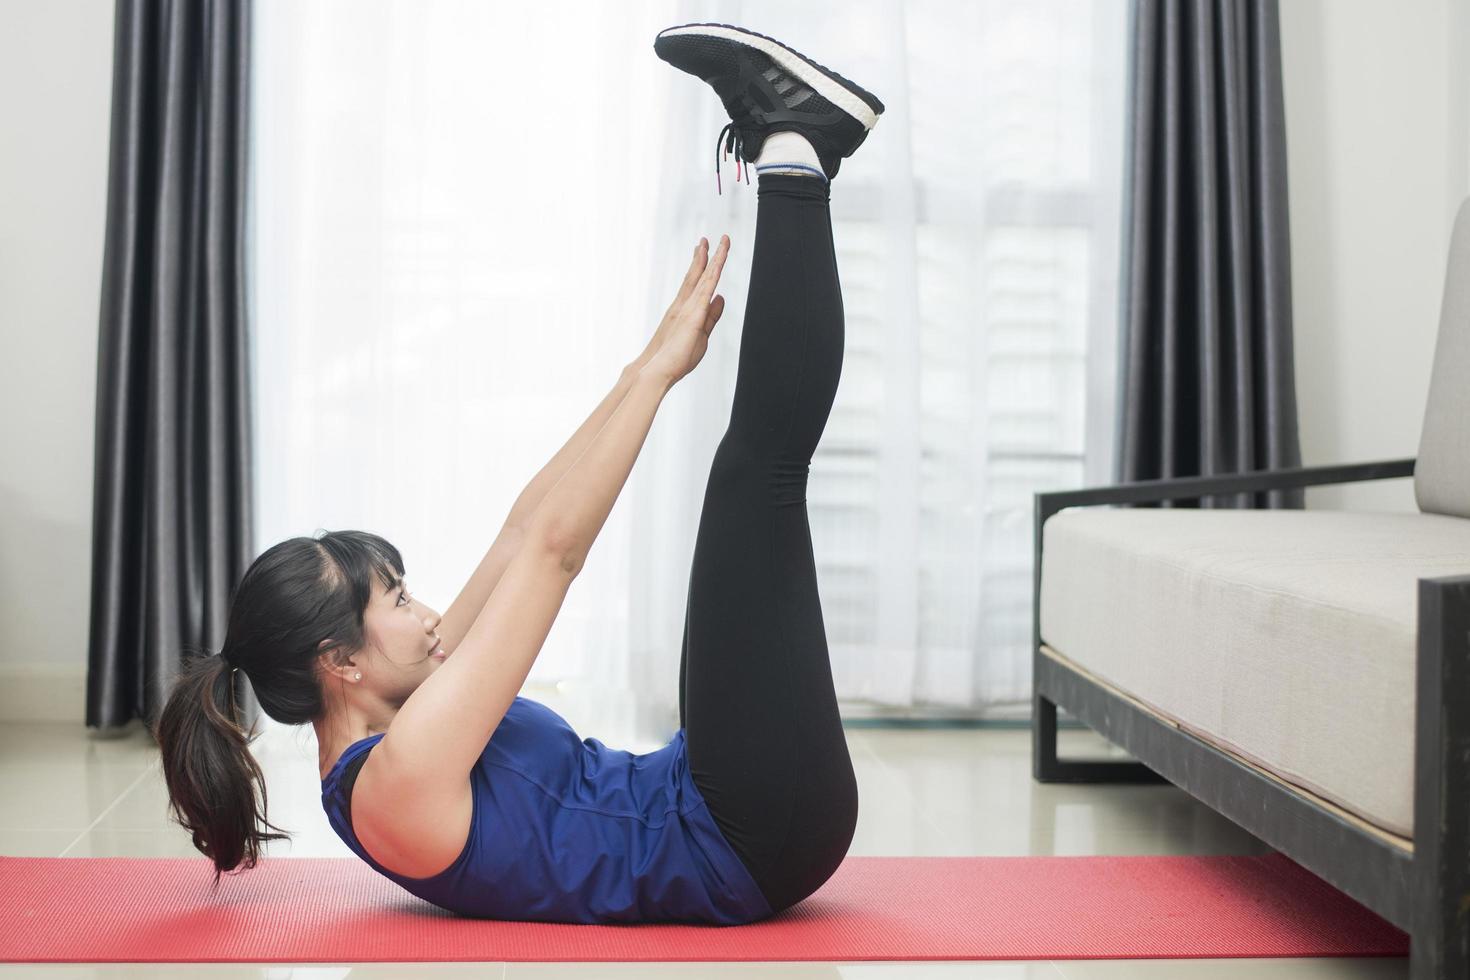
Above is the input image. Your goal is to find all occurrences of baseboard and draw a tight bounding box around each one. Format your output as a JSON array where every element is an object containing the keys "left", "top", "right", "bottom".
[
  {"left": 0, "top": 662, "right": 87, "bottom": 723},
  {"left": 838, "top": 698, "right": 1085, "bottom": 727}
]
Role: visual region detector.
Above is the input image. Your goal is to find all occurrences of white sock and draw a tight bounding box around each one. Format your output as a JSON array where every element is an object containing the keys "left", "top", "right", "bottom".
[{"left": 753, "top": 130, "right": 826, "bottom": 181}]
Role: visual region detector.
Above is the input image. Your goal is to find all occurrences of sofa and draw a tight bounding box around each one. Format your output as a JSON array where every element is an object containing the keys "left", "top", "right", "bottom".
[{"left": 1031, "top": 196, "right": 1470, "bottom": 980}]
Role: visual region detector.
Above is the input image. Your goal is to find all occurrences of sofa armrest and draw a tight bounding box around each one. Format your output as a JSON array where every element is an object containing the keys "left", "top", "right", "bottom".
[{"left": 1034, "top": 456, "right": 1416, "bottom": 522}]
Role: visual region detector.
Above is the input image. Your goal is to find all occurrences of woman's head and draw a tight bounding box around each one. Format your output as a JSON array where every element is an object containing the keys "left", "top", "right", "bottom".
[{"left": 154, "top": 528, "right": 444, "bottom": 884}]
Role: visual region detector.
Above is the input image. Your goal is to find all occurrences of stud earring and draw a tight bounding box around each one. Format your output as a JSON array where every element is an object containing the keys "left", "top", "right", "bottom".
[{"left": 354, "top": 672, "right": 362, "bottom": 681}]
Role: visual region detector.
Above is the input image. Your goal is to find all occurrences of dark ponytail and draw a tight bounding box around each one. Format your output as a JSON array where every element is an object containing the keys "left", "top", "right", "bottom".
[
  {"left": 154, "top": 650, "right": 286, "bottom": 886},
  {"left": 153, "top": 529, "right": 406, "bottom": 885}
]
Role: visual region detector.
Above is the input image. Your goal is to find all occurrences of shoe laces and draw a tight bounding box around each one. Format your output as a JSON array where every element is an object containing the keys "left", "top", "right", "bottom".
[{"left": 715, "top": 121, "right": 755, "bottom": 196}]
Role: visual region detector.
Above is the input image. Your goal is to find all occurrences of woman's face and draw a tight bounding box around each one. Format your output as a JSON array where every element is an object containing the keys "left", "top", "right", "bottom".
[
  {"left": 376, "top": 570, "right": 445, "bottom": 655},
  {"left": 334, "top": 572, "right": 447, "bottom": 698}
]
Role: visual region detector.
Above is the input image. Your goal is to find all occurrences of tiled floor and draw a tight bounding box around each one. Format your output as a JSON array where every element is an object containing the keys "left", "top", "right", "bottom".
[{"left": 0, "top": 686, "right": 1407, "bottom": 979}]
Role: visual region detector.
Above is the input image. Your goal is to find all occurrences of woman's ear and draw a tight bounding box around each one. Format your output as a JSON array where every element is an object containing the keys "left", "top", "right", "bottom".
[{"left": 316, "top": 638, "right": 349, "bottom": 679}]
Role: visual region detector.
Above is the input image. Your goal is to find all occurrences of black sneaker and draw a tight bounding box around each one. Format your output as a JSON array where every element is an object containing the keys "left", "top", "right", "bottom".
[{"left": 653, "top": 22, "right": 885, "bottom": 192}]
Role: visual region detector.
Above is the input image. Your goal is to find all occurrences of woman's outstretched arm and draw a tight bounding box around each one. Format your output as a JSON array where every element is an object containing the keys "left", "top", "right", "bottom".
[
  {"left": 435, "top": 363, "right": 643, "bottom": 655},
  {"left": 435, "top": 239, "right": 717, "bottom": 655}
]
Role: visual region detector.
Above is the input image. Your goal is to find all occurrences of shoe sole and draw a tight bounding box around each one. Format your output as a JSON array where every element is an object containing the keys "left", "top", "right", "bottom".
[{"left": 655, "top": 23, "right": 883, "bottom": 132}]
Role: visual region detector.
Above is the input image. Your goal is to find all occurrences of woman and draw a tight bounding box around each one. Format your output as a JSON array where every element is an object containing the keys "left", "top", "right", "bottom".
[{"left": 156, "top": 23, "right": 884, "bottom": 925}]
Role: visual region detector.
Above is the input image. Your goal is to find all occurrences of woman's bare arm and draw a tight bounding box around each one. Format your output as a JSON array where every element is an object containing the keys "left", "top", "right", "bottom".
[
  {"left": 540, "top": 237, "right": 729, "bottom": 565},
  {"left": 434, "top": 239, "right": 719, "bottom": 654},
  {"left": 435, "top": 364, "right": 643, "bottom": 656},
  {"left": 370, "top": 367, "right": 674, "bottom": 822},
  {"left": 540, "top": 368, "right": 675, "bottom": 570}
]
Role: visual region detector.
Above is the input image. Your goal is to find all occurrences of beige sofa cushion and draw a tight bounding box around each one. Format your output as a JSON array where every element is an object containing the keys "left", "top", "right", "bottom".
[{"left": 1039, "top": 507, "right": 1470, "bottom": 837}]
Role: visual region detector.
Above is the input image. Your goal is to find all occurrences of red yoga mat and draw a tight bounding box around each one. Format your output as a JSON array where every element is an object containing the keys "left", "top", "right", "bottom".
[{"left": 0, "top": 852, "right": 1407, "bottom": 963}]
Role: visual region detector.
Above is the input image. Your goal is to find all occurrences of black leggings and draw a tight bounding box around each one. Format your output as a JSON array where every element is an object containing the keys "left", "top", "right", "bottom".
[{"left": 676, "top": 172, "right": 858, "bottom": 917}]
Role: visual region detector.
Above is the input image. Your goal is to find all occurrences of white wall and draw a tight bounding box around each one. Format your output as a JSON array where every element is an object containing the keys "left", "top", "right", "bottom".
[
  {"left": 1282, "top": 0, "right": 1470, "bottom": 511},
  {"left": 0, "top": 0, "right": 1465, "bottom": 721},
  {"left": 0, "top": 0, "right": 115, "bottom": 720}
]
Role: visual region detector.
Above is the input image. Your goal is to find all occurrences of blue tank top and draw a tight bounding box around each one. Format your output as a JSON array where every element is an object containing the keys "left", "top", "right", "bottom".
[{"left": 319, "top": 695, "right": 773, "bottom": 924}]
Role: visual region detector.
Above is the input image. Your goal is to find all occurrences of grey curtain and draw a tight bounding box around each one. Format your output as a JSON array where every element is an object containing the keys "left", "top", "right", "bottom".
[
  {"left": 1115, "top": 0, "right": 1304, "bottom": 509},
  {"left": 88, "top": 0, "right": 257, "bottom": 732}
]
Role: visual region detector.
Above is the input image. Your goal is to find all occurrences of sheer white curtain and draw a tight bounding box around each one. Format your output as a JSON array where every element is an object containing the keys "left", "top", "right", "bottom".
[{"left": 250, "top": 0, "right": 1127, "bottom": 738}]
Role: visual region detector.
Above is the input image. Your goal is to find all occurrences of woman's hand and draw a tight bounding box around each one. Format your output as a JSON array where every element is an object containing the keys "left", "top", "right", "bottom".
[
  {"left": 636, "top": 237, "right": 724, "bottom": 369},
  {"left": 643, "top": 235, "right": 730, "bottom": 386}
]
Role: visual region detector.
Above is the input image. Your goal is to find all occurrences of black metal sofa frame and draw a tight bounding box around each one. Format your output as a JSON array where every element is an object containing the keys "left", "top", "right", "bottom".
[{"left": 1031, "top": 456, "right": 1470, "bottom": 979}]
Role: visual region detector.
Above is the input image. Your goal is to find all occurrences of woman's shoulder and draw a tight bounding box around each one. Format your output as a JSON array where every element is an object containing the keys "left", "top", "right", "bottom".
[{"left": 347, "top": 738, "right": 476, "bottom": 880}]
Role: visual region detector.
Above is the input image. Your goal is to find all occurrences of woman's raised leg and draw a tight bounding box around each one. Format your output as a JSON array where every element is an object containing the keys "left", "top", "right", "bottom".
[{"left": 679, "top": 171, "right": 856, "bottom": 915}]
